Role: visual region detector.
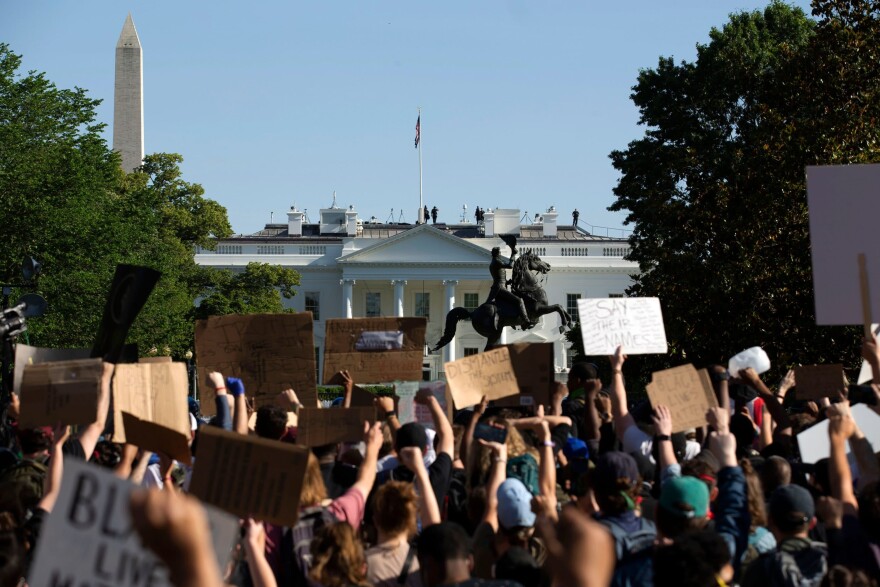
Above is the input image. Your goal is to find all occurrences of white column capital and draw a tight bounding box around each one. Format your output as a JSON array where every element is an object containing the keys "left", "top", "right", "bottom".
[
  {"left": 391, "top": 279, "right": 408, "bottom": 286},
  {"left": 340, "top": 278, "right": 357, "bottom": 285},
  {"left": 442, "top": 279, "right": 459, "bottom": 286}
]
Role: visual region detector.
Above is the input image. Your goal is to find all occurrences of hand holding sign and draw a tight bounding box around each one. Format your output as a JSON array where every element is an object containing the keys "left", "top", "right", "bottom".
[{"left": 579, "top": 297, "right": 668, "bottom": 355}]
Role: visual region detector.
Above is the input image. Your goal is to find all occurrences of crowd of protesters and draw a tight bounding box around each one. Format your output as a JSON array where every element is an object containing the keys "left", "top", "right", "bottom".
[{"left": 1, "top": 336, "right": 880, "bottom": 587}]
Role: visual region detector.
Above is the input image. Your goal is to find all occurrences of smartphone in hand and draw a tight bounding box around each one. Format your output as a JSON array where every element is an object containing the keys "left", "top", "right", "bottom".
[{"left": 474, "top": 422, "right": 508, "bottom": 444}]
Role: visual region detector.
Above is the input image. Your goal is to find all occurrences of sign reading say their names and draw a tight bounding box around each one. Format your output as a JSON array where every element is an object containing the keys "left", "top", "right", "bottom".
[
  {"left": 28, "top": 457, "right": 239, "bottom": 587},
  {"left": 323, "top": 317, "right": 427, "bottom": 384},
  {"left": 195, "top": 313, "right": 317, "bottom": 415},
  {"left": 646, "top": 364, "right": 718, "bottom": 433},
  {"left": 807, "top": 164, "right": 880, "bottom": 325},
  {"left": 189, "top": 426, "right": 309, "bottom": 526},
  {"left": 578, "top": 298, "right": 668, "bottom": 356},
  {"left": 18, "top": 359, "right": 104, "bottom": 428},
  {"left": 445, "top": 347, "right": 519, "bottom": 409}
]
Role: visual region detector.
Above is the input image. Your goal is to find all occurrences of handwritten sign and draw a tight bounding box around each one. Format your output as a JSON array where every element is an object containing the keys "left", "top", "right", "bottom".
[
  {"left": 296, "top": 407, "right": 375, "bottom": 447},
  {"left": 412, "top": 381, "right": 454, "bottom": 428},
  {"left": 189, "top": 427, "right": 309, "bottom": 526},
  {"left": 794, "top": 365, "right": 846, "bottom": 400},
  {"left": 18, "top": 359, "right": 103, "bottom": 428},
  {"left": 578, "top": 298, "right": 668, "bottom": 355},
  {"left": 195, "top": 313, "right": 317, "bottom": 415},
  {"left": 13, "top": 344, "right": 91, "bottom": 396},
  {"left": 646, "top": 364, "right": 718, "bottom": 433},
  {"left": 112, "top": 363, "right": 190, "bottom": 454},
  {"left": 28, "top": 457, "right": 238, "bottom": 587},
  {"left": 323, "top": 318, "right": 426, "bottom": 384},
  {"left": 493, "top": 343, "right": 554, "bottom": 408},
  {"left": 445, "top": 347, "right": 519, "bottom": 409}
]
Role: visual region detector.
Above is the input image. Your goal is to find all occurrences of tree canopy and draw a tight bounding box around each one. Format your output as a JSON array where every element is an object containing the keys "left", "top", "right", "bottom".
[
  {"left": 0, "top": 44, "right": 299, "bottom": 356},
  {"left": 606, "top": 0, "right": 880, "bottom": 383}
]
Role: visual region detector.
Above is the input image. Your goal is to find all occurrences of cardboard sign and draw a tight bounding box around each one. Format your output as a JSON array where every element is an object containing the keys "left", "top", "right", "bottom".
[
  {"left": 806, "top": 165, "right": 880, "bottom": 325},
  {"left": 112, "top": 363, "right": 190, "bottom": 450},
  {"left": 797, "top": 403, "right": 880, "bottom": 464},
  {"left": 28, "top": 457, "right": 238, "bottom": 587},
  {"left": 445, "top": 347, "right": 519, "bottom": 409},
  {"left": 794, "top": 365, "right": 846, "bottom": 400},
  {"left": 578, "top": 297, "right": 668, "bottom": 355},
  {"left": 323, "top": 317, "right": 427, "bottom": 384},
  {"left": 296, "top": 407, "right": 375, "bottom": 447},
  {"left": 13, "top": 344, "right": 91, "bottom": 396},
  {"left": 189, "top": 427, "right": 309, "bottom": 526},
  {"left": 646, "top": 364, "right": 718, "bottom": 433},
  {"left": 122, "top": 412, "right": 192, "bottom": 465},
  {"left": 18, "top": 359, "right": 104, "bottom": 428},
  {"left": 412, "top": 381, "right": 454, "bottom": 428},
  {"left": 92, "top": 264, "right": 161, "bottom": 362},
  {"left": 493, "top": 343, "right": 554, "bottom": 408},
  {"left": 195, "top": 313, "right": 317, "bottom": 415},
  {"left": 140, "top": 356, "right": 173, "bottom": 363}
]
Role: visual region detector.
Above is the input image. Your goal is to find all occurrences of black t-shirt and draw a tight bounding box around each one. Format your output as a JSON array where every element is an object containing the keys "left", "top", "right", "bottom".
[
  {"left": 61, "top": 438, "right": 86, "bottom": 461},
  {"left": 384, "top": 452, "right": 454, "bottom": 510}
]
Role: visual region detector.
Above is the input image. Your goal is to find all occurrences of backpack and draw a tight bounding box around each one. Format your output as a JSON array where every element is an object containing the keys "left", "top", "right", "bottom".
[
  {"left": 0, "top": 458, "right": 47, "bottom": 510},
  {"left": 759, "top": 541, "right": 828, "bottom": 587},
  {"left": 281, "top": 505, "right": 339, "bottom": 587},
  {"left": 506, "top": 454, "right": 540, "bottom": 496},
  {"left": 600, "top": 517, "right": 657, "bottom": 587}
]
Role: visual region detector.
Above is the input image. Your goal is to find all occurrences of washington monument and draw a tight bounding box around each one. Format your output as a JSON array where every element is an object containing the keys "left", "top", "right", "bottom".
[{"left": 113, "top": 14, "right": 144, "bottom": 172}]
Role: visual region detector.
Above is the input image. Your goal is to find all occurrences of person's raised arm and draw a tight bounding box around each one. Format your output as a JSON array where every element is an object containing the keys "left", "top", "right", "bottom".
[
  {"left": 416, "top": 387, "right": 454, "bottom": 458},
  {"left": 243, "top": 519, "right": 278, "bottom": 587},
  {"left": 208, "top": 372, "right": 232, "bottom": 431},
  {"left": 226, "top": 377, "right": 248, "bottom": 435},
  {"left": 130, "top": 449, "right": 154, "bottom": 485},
  {"left": 38, "top": 423, "right": 70, "bottom": 513},
  {"left": 608, "top": 346, "right": 637, "bottom": 441},
  {"left": 738, "top": 368, "right": 791, "bottom": 437},
  {"left": 350, "top": 421, "right": 383, "bottom": 498},
  {"left": 535, "top": 507, "right": 615, "bottom": 587},
  {"left": 78, "top": 362, "right": 115, "bottom": 459},
  {"left": 461, "top": 395, "right": 488, "bottom": 469},
  {"left": 479, "top": 437, "right": 508, "bottom": 531},
  {"left": 374, "top": 395, "right": 400, "bottom": 436},
  {"left": 400, "top": 446, "right": 441, "bottom": 526},
  {"left": 339, "top": 371, "right": 354, "bottom": 408},
  {"left": 534, "top": 419, "right": 557, "bottom": 503},
  {"left": 652, "top": 405, "right": 678, "bottom": 483},
  {"left": 706, "top": 409, "right": 749, "bottom": 567},
  {"left": 826, "top": 402, "right": 858, "bottom": 513},
  {"left": 115, "top": 443, "right": 139, "bottom": 480}
]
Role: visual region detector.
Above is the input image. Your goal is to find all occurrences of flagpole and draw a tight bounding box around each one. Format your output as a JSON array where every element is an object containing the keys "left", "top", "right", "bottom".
[{"left": 418, "top": 107, "right": 424, "bottom": 224}]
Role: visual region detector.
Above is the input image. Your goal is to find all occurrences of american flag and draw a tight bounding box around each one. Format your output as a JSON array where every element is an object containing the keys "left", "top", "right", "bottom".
[{"left": 414, "top": 115, "right": 420, "bottom": 148}]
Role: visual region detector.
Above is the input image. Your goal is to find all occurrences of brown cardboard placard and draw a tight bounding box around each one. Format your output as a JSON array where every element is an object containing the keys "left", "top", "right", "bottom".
[
  {"left": 444, "top": 347, "right": 519, "bottom": 409},
  {"left": 296, "top": 407, "right": 375, "bottom": 447},
  {"left": 492, "top": 343, "right": 554, "bottom": 409},
  {"left": 195, "top": 313, "right": 317, "bottom": 415},
  {"left": 322, "top": 318, "right": 427, "bottom": 384},
  {"left": 794, "top": 365, "right": 846, "bottom": 400},
  {"left": 248, "top": 410, "right": 298, "bottom": 431},
  {"left": 140, "top": 356, "right": 173, "bottom": 363},
  {"left": 122, "top": 412, "right": 192, "bottom": 465},
  {"left": 18, "top": 359, "right": 103, "bottom": 428},
  {"left": 14, "top": 344, "right": 92, "bottom": 396},
  {"left": 189, "top": 427, "right": 309, "bottom": 526},
  {"left": 646, "top": 364, "right": 718, "bottom": 433},
  {"left": 112, "top": 362, "right": 190, "bottom": 445}
]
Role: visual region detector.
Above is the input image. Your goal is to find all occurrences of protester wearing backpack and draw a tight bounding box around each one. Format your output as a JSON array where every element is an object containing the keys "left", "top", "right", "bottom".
[{"left": 740, "top": 484, "right": 828, "bottom": 587}]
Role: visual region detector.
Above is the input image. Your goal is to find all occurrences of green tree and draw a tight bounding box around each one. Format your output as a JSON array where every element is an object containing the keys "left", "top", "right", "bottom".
[
  {"left": 608, "top": 1, "right": 868, "bottom": 385},
  {"left": 194, "top": 262, "right": 300, "bottom": 320}
]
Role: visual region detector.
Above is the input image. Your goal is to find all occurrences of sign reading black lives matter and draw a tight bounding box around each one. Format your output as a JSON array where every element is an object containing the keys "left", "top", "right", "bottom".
[
  {"left": 578, "top": 297, "right": 668, "bottom": 355},
  {"left": 28, "top": 458, "right": 239, "bottom": 587}
]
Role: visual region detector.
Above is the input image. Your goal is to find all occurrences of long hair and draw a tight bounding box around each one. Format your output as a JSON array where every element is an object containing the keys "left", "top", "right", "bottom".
[
  {"left": 300, "top": 452, "right": 328, "bottom": 507},
  {"left": 373, "top": 481, "right": 418, "bottom": 539},
  {"left": 740, "top": 458, "right": 767, "bottom": 531},
  {"left": 309, "top": 522, "right": 370, "bottom": 587},
  {"left": 467, "top": 417, "right": 535, "bottom": 491}
]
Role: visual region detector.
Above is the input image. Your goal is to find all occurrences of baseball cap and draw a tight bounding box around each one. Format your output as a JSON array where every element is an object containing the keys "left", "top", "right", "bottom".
[
  {"left": 659, "top": 476, "right": 710, "bottom": 518},
  {"left": 395, "top": 422, "right": 428, "bottom": 451},
  {"left": 497, "top": 478, "right": 537, "bottom": 529},
  {"left": 769, "top": 484, "right": 815, "bottom": 531},
  {"left": 592, "top": 451, "right": 640, "bottom": 493}
]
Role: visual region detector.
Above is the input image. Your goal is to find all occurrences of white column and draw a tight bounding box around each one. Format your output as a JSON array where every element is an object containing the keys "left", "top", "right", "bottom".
[
  {"left": 443, "top": 280, "right": 458, "bottom": 363},
  {"left": 341, "top": 279, "right": 356, "bottom": 318},
  {"left": 392, "top": 280, "right": 407, "bottom": 317},
  {"left": 499, "top": 325, "right": 508, "bottom": 345}
]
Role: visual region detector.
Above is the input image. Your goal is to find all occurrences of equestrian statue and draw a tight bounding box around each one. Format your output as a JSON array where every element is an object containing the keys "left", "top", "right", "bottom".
[{"left": 432, "top": 234, "right": 573, "bottom": 352}]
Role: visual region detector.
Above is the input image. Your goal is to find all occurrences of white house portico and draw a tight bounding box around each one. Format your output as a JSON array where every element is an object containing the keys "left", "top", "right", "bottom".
[{"left": 195, "top": 204, "right": 638, "bottom": 382}]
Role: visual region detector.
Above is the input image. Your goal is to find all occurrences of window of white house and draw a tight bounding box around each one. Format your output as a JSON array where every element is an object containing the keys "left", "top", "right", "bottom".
[
  {"left": 415, "top": 292, "right": 430, "bottom": 318},
  {"left": 463, "top": 347, "right": 479, "bottom": 357},
  {"left": 464, "top": 292, "right": 479, "bottom": 311},
  {"left": 366, "top": 292, "right": 381, "bottom": 317},
  {"left": 566, "top": 293, "right": 581, "bottom": 323},
  {"left": 305, "top": 292, "right": 320, "bottom": 321}
]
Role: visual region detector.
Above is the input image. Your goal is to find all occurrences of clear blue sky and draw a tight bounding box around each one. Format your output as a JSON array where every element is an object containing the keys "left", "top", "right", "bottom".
[{"left": 3, "top": 1, "right": 812, "bottom": 235}]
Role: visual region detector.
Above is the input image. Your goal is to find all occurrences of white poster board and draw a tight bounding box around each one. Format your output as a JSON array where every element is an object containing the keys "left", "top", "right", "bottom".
[
  {"left": 806, "top": 164, "right": 880, "bottom": 325},
  {"left": 796, "top": 403, "right": 880, "bottom": 464},
  {"left": 28, "top": 458, "right": 239, "bottom": 587},
  {"left": 577, "top": 297, "right": 668, "bottom": 355},
  {"left": 857, "top": 324, "right": 880, "bottom": 384}
]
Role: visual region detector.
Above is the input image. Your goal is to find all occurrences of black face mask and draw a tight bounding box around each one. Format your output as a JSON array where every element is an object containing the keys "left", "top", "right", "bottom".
[{"left": 729, "top": 382, "right": 758, "bottom": 403}]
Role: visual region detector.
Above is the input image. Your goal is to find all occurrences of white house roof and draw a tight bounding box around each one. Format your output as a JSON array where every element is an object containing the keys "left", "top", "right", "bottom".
[{"left": 337, "top": 224, "right": 492, "bottom": 266}]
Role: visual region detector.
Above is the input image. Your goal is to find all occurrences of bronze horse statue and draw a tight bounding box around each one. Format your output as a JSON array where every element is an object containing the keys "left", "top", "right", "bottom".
[{"left": 432, "top": 249, "right": 573, "bottom": 351}]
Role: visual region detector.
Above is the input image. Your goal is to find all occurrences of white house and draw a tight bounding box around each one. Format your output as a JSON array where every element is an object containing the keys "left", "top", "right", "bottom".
[{"left": 195, "top": 204, "right": 637, "bottom": 381}]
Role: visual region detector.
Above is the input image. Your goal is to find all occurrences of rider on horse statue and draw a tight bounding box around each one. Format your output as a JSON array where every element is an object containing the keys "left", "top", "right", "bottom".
[{"left": 487, "top": 235, "right": 533, "bottom": 329}]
